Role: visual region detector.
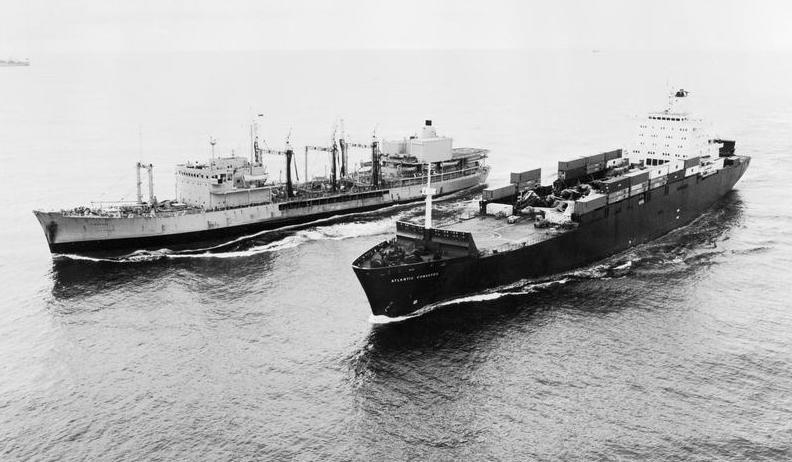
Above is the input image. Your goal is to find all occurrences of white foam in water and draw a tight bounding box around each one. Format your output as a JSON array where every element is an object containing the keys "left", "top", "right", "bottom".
[
  {"left": 612, "top": 261, "right": 633, "bottom": 271},
  {"left": 167, "top": 234, "right": 309, "bottom": 259},
  {"left": 368, "top": 313, "right": 420, "bottom": 324}
]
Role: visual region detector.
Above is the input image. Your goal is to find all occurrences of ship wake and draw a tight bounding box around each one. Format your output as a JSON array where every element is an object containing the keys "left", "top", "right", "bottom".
[{"left": 55, "top": 188, "right": 482, "bottom": 263}]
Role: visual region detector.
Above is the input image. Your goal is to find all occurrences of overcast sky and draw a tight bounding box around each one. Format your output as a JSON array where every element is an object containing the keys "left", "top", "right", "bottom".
[{"left": 3, "top": 0, "right": 791, "bottom": 54}]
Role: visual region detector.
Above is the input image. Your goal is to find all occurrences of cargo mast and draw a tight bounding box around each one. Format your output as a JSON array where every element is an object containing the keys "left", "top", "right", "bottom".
[
  {"left": 135, "top": 162, "right": 155, "bottom": 205},
  {"left": 257, "top": 139, "right": 297, "bottom": 198},
  {"left": 422, "top": 162, "right": 436, "bottom": 230}
]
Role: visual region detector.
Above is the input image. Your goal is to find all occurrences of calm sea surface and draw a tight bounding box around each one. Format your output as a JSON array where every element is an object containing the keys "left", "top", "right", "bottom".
[{"left": 1, "top": 50, "right": 791, "bottom": 460}]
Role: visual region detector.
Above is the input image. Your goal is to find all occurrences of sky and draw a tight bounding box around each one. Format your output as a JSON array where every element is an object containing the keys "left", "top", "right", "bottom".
[{"left": 2, "top": 0, "right": 792, "bottom": 54}]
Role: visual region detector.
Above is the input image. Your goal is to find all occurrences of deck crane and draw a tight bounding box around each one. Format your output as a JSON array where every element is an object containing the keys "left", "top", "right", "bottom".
[
  {"left": 342, "top": 138, "right": 381, "bottom": 188},
  {"left": 339, "top": 126, "right": 382, "bottom": 189},
  {"left": 255, "top": 136, "right": 298, "bottom": 198},
  {"left": 305, "top": 126, "right": 341, "bottom": 191}
]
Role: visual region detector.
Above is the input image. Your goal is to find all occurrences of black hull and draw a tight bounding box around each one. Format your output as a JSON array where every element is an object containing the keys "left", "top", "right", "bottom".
[{"left": 354, "top": 159, "right": 751, "bottom": 317}]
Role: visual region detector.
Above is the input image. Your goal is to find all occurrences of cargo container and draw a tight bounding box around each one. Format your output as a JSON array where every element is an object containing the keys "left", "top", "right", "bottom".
[
  {"left": 624, "top": 170, "right": 649, "bottom": 186},
  {"left": 649, "top": 176, "right": 668, "bottom": 189},
  {"left": 629, "top": 183, "right": 647, "bottom": 196},
  {"left": 515, "top": 179, "right": 539, "bottom": 191},
  {"left": 586, "top": 162, "right": 604, "bottom": 174},
  {"left": 574, "top": 193, "right": 607, "bottom": 214},
  {"left": 604, "top": 149, "right": 622, "bottom": 161},
  {"left": 558, "top": 166, "right": 587, "bottom": 181},
  {"left": 585, "top": 153, "right": 606, "bottom": 165},
  {"left": 510, "top": 168, "right": 541, "bottom": 184},
  {"left": 607, "top": 190, "right": 628, "bottom": 204},
  {"left": 600, "top": 176, "right": 630, "bottom": 193},
  {"left": 482, "top": 184, "right": 517, "bottom": 201},
  {"left": 713, "top": 139, "right": 736, "bottom": 157},
  {"left": 685, "top": 165, "right": 700, "bottom": 177},
  {"left": 558, "top": 157, "right": 587, "bottom": 171},
  {"left": 485, "top": 203, "right": 514, "bottom": 217},
  {"left": 684, "top": 156, "right": 700, "bottom": 168}
]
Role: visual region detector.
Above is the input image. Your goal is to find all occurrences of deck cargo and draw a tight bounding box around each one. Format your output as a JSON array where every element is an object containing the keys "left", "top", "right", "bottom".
[
  {"left": 625, "top": 170, "right": 649, "bottom": 185},
  {"left": 649, "top": 176, "right": 668, "bottom": 189},
  {"left": 558, "top": 158, "right": 587, "bottom": 171},
  {"left": 685, "top": 165, "right": 701, "bottom": 177},
  {"left": 482, "top": 184, "right": 517, "bottom": 201},
  {"left": 684, "top": 156, "right": 700, "bottom": 168},
  {"left": 510, "top": 168, "right": 541, "bottom": 184},
  {"left": 600, "top": 176, "right": 630, "bottom": 193},
  {"left": 574, "top": 193, "right": 607, "bottom": 214},
  {"left": 353, "top": 89, "right": 751, "bottom": 318}
]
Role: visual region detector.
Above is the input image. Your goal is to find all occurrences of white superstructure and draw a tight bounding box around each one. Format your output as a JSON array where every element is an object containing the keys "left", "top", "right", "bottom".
[
  {"left": 175, "top": 156, "right": 273, "bottom": 209},
  {"left": 380, "top": 120, "right": 454, "bottom": 163},
  {"left": 630, "top": 89, "right": 719, "bottom": 169}
]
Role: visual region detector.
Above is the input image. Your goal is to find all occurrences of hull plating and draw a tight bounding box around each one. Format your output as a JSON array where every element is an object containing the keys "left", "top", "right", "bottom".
[
  {"left": 354, "top": 160, "right": 750, "bottom": 317},
  {"left": 35, "top": 171, "right": 488, "bottom": 254}
]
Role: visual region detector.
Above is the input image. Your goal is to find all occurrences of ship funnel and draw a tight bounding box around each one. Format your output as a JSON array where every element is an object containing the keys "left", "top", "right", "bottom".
[
  {"left": 666, "top": 88, "right": 691, "bottom": 113},
  {"left": 421, "top": 120, "right": 437, "bottom": 138}
]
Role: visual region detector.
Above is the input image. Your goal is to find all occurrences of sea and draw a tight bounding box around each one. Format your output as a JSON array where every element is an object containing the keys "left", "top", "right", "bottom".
[{"left": 1, "top": 50, "right": 791, "bottom": 460}]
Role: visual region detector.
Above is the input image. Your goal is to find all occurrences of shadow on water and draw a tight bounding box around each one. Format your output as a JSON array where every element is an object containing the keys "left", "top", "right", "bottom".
[
  {"left": 349, "top": 191, "right": 748, "bottom": 371},
  {"left": 49, "top": 250, "right": 277, "bottom": 301}
]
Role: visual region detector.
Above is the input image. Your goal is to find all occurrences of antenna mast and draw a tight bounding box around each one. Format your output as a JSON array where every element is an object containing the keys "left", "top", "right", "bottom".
[{"left": 423, "top": 162, "right": 436, "bottom": 230}]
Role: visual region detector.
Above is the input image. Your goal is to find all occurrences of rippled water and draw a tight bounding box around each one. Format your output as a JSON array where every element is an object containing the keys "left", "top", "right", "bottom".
[{"left": 1, "top": 50, "right": 791, "bottom": 460}]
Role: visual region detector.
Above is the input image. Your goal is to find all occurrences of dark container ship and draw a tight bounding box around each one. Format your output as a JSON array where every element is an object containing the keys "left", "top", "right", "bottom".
[{"left": 353, "top": 90, "right": 751, "bottom": 318}]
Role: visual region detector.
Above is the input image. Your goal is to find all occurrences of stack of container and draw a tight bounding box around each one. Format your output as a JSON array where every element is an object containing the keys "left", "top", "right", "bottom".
[
  {"left": 573, "top": 192, "right": 607, "bottom": 214},
  {"left": 649, "top": 174, "right": 668, "bottom": 189},
  {"left": 625, "top": 170, "right": 650, "bottom": 197},
  {"left": 713, "top": 139, "right": 736, "bottom": 157},
  {"left": 485, "top": 203, "right": 514, "bottom": 217},
  {"left": 558, "top": 149, "right": 622, "bottom": 182},
  {"left": 600, "top": 175, "right": 630, "bottom": 204},
  {"left": 482, "top": 184, "right": 517, "bottom": 201},
  {"left": 647, "top": 164, "right": 669, "bottom": 190},
  {"left": 585, "top": 152, "right": 606, "bottom": 175},
  {"left": 684, "top": 156, "right": 701, "bottom": 177},
  {"left": 510, "top": 168, "right": 541, "bottom": 190},
  {"left": 557, "top": 158, "right": 587, "bottom": 181}
]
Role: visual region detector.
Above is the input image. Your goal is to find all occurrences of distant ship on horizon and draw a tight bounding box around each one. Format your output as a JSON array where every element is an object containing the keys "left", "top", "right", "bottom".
[{"left": 0, "top": 58, "right": 29, "bottom": 67}]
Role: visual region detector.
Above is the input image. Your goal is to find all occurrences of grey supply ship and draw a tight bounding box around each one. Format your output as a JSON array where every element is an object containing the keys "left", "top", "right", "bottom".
[
  {"left": 353, "top": 90, "right": 750, "bottom": 318},
  {"left": 33, "top": 121, "right": 489, "bottom": 254}
]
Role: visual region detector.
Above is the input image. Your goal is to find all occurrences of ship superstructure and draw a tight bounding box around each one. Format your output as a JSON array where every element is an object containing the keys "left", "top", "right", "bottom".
[
  {"left": 33, "top": 121, "right": 489, "bottom": 253},
  {"left": 353, "top": 90, "right": 750, "bottom": 318}
]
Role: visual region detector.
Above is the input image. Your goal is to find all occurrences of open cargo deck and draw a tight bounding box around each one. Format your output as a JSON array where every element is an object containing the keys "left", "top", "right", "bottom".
[{"left": 439, "top": 211, "right": 569, "bottom": 254}]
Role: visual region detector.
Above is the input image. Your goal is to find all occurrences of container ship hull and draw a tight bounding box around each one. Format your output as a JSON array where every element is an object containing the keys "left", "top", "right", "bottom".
[
  {"left": 34, "top": 170, "right": 488, "bottom": 254},
  {"left": 354, "top": 158, "right": 750, "bottom": 318}
]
